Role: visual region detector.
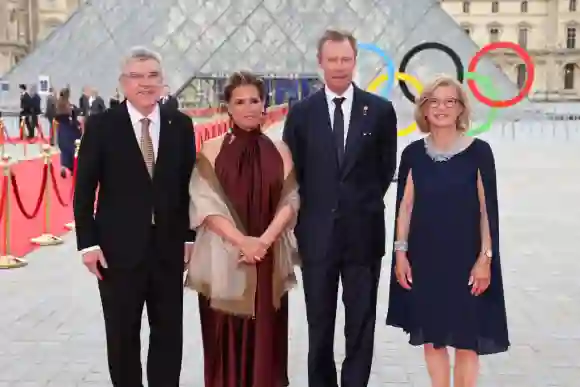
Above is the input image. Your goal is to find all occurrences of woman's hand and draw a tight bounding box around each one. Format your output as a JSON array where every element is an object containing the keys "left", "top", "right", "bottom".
[
  {"left": 394, "top": 252, "right": 413, "bottom": 290},
  {"left": 238, "top": 237, "right": 268, "bottom": 264},
  {"left": 469, "top": 255, "right": 491, "bottom": 296}
]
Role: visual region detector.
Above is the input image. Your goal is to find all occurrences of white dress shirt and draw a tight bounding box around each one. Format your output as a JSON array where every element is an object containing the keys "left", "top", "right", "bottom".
[
  {"left": 81, "top": 102, "right": 168, "bottom": 254},
  {"left": 325, "top": 83, "right": 354, "bottom": 148}
]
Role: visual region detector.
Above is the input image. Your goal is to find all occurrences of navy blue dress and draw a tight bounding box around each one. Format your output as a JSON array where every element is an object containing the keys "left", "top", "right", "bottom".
[
  {"left": 56, "top": 111, "right": 81, "bottom": 172},
  {"left": 386, "top": 138, "right": 509, "bottom": 355}
]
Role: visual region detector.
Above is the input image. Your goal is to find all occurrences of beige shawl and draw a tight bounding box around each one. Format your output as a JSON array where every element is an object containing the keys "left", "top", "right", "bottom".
[{"left": 185, "top": 136, "right": 300, "bottom": 317}]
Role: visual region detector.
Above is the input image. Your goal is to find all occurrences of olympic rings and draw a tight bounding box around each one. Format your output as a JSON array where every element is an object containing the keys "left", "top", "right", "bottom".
[
  {"left": 367, "top": 73, "right": 423, "bottom": 136},
  {"left": 398, "top": 42, "right": 464, "bottom": 104},
  {"left": 467, "top": 41, "right": 535, "bottom": 108},
  {"left": 358, "top": 41, "right": 534, "bottom": 107}
]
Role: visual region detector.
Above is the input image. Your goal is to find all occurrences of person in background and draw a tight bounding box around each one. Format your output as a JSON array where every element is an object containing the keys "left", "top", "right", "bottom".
[
  {"left": 78, "top": 86, "right": 90, "bottom": 117},
  {"left": 45, "top": 87, "right": 57, "bottom": 145},
  {"left": 19, "top": 84, "right": 33, "bottom": 138},
  {"left": 109, "top": 88, "right": 122, "bottom": 109},
  {"left": 29, "top": 85, "right": 42, "bottom": 138},
  {"left": 55, "top": 88, "right": 81, "bottom": 178},
  {"left": 89, "top": 88, "right": 106, "bottom": 115},
  {"left": 386, "top": 75, "right": 509, "bottom": 387},
  {"left": 159, "top": 85, "right": 179, "bottom": 113}
]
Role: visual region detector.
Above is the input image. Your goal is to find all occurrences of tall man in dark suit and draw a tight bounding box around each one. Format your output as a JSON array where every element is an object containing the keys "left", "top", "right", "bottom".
[
  {"left": 282, "top": 30, "right": 398, "bottom": 387},
  {"left": 159, "top": 85, "right": 179, "bottom": 113},
  {"left": 73, "top": 46, "right": 196, "bottom": 387}
]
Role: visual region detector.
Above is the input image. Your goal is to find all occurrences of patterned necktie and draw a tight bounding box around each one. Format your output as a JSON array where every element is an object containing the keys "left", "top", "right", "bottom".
[{"left": 140, "top": 118, "right": 155, "bottom": 177}]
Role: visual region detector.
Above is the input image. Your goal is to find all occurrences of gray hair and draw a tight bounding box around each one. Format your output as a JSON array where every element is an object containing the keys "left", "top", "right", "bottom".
[{"left": 120, "top": 46, "right": 162, "bottom": 73}]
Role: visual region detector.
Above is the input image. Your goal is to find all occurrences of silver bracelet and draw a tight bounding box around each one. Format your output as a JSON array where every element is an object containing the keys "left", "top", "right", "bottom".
[{"left": 394, "top": 240, "right": 408, "bottom": 252}]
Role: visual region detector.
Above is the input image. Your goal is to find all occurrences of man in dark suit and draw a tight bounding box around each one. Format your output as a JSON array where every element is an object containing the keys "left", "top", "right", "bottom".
[
  {"left": 73, "top": 46, "right": 196, "bottom": 387},
  {"left": 282, "top": 30, "right": 398, "bottom": 387},
  {"left": 19, "top": 84, "right": 33, "bottom": 138},
  {"left": 88, "top": 88, "right": 107, "bottom": 115},
  {"left": 159, "top": 85, "right": 179, "bottom": 113},
  {"left": 78, "top": 86, "right": 90, "bottom": 117}
]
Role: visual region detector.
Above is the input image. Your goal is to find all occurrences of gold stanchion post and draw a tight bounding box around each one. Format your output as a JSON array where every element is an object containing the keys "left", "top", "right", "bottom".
[
  {"left": 0, "top": 155, "right": 27, "bottom": 269},
  {"left": 30, "top": 144, "right": 63, "bottom": 246},
  {"left": 64, "top": 139, "right": 80, "bottom": 230}
]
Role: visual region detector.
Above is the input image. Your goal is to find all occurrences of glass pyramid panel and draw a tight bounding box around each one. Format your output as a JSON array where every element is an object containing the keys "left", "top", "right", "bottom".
[{"left": 1, "top": 0, "right": 528, "bottom": 119}]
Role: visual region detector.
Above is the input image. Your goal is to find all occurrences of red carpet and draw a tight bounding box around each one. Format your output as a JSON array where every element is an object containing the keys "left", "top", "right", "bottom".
[{"left": 0, "top": 155, "right": 73, "bottom": 258}]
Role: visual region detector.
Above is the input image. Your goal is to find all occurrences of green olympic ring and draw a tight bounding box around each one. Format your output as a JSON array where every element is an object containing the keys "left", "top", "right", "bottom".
[{"left": 464, "top": 72, "right": 498, "bottom": 137}]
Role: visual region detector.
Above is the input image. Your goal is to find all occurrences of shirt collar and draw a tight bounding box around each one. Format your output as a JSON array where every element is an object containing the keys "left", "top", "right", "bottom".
[
  {"left": 126, "top": 100, "right": 160, "bottom": 127},
  {"left": 325, "top": 83, "right": 354, "bottom": 104}
]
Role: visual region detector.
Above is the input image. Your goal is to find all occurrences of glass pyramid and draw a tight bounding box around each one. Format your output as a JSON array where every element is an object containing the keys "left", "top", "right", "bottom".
[{"left": 1, "top": 0, "right": 529, "bottom": 119}]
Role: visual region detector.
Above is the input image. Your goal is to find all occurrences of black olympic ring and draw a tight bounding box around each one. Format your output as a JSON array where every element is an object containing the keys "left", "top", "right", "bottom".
[{"left": 398, "top": 42, "right": 464, "bottom": 104}]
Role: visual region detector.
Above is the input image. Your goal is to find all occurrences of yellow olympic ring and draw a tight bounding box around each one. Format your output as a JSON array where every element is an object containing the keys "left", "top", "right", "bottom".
[{"left": 367, "top": 72, "right": 424, "bottom": 137}]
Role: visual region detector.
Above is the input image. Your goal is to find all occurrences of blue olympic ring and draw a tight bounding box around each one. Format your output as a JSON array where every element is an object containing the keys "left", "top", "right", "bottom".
[{"left": 357, "top": 43, "right": 395, "bottom": 96}]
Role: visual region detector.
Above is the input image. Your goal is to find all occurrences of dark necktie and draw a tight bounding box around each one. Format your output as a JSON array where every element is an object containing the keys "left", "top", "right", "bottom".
[{"left": 333, "top": 97, "right": 346, "bottom": 164}]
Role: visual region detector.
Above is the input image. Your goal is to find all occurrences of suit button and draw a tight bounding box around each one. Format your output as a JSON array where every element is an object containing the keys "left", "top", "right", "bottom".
[{"left": 331, "top": 208, "right": 336, "bottom": 213}]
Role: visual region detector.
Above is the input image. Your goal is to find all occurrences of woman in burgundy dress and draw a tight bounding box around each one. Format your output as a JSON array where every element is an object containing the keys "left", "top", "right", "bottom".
[{"left": 186, "top": 71, "right": 300, "bottom": 387}]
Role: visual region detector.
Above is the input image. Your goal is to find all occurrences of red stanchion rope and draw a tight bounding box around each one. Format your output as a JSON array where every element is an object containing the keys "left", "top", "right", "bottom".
[
  {"left": 11, "top": 164, "right": 48, "bottom": 220},
  {"left": 48, "top": 164, "right": 71, "bottom": 207},
  {"left": 0, "top": 175, "right": 8, "bottom": 222}
]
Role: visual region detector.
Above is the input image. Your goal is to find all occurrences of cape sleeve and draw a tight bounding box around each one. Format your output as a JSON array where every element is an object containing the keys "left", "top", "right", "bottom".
[
  {"left": 476, "top": 140, "right": 506, "bottom": 298},
  {"left": 477, "top": 140, "right": 500, "bottom": 260}
]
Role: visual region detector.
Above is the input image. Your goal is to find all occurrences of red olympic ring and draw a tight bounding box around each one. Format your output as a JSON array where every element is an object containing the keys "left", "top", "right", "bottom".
[{"left": 467, "top": 41, "right": 535, "bottom": 108}]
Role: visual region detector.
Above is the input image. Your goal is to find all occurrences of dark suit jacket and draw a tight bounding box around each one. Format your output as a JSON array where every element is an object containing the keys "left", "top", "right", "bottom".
[
  {"left": 79, "top": 95, "right": 89, "bottom": 116},
  {"left": 31, "top": 94, "right": 41, "bottom": 115},
  {"left": 20, "top": 92, "right": 32, "bottom": 116},
  {"left": 282, "top": 86, "right": 397, "bottom": 263},
  {"left": 89, "top": 96, "right": 106, "bottom": 115},
  {"left": 73, "top": 101, "right": 196, "bottom": 268},
  {"left": 45, "top": 95, "right": 57, "bottom": 119}
]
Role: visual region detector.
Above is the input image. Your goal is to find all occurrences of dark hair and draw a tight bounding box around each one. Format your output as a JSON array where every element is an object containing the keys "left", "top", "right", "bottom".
[
  {"left": 317, "top": 29, "right": 358, "bottom": 57},
  {"left": 56, "top": 88, "right": 72, "bottom": 115},
  {"left": 223, "top": 71, "right": 265, "bottom": 102}
]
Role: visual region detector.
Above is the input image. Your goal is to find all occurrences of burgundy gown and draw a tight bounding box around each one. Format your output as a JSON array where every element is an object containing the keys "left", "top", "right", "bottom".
[{"left": 198, "top": 125, "right": 289, "bottom": 387}]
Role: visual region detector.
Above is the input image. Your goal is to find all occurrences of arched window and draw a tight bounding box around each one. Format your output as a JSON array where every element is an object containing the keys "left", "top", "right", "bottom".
[{"left": 564, "top": 63, "right": 575, "bottom": 90}]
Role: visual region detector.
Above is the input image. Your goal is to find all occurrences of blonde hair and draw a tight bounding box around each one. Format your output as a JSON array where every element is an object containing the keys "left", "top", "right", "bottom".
[{"left": 414, "top": 75, "right": 471, "bottom": 133}]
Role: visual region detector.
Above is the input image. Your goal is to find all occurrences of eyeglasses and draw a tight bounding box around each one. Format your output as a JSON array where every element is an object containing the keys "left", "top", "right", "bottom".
[{"left": 425, "top": 97, "right": 461, "bottom": 108}]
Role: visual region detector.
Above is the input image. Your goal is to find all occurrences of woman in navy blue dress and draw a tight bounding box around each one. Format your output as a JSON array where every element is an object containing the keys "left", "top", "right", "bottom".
[
  {"left": 386, "top": 76, "right": 509, "bottom": 387},
  {"left": 55, "top": 88, "right": 82, "bottom": 178}
]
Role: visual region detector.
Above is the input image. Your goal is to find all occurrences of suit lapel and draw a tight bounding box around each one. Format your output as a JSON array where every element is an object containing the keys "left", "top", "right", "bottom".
[{"left": 341, "top": 87, "right": 366, "bottom": 177}]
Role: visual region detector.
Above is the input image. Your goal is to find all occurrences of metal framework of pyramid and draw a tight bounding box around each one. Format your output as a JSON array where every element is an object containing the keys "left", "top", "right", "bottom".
[{"left": 1, "top": 0, "right": 528, "bottom": 118}]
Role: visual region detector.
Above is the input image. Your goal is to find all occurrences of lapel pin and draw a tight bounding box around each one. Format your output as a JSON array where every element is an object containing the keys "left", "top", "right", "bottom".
[{"left": 363, "top": 105, "right": 368, "bottom": 116}]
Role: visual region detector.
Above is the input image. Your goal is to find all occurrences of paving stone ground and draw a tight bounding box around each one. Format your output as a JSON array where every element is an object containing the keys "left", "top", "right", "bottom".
[{"left": 1, "top": 122, "right": 579, "bottom": 386}]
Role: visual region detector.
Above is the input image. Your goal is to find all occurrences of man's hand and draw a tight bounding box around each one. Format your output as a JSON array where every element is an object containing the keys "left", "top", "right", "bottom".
[{"left": 82, "top": 249, "right": 107, "bottom": 280}]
